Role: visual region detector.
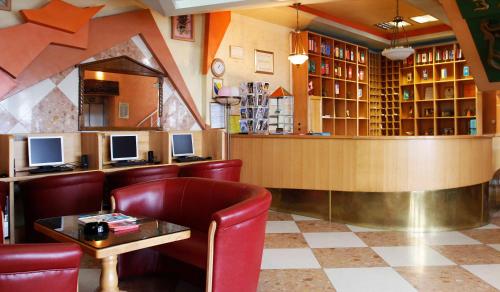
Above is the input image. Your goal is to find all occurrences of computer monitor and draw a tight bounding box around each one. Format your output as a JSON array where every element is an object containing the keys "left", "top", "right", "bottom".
[
  {"left": 110, "top": 135, "right": 138, "bottom": 161},
  {"left": 28, "top": 136, "right": 64, "bottom": 167},
  {"left": 171, "top": 133, "right": 194, "bottom": 157}
]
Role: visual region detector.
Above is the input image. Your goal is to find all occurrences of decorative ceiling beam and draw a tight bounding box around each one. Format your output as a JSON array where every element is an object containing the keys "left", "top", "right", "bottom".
[
  {"left": 20, "top": 0, "right": 103, "bottom": 33},
  {"left": 202, "top": 11, "right": 231, "bottom": 75}
]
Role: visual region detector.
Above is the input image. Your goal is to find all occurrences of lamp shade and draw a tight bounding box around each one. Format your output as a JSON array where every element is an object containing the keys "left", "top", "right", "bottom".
[
  {"left": 288, "top": 53, "right": 308, "bottom": 65},
  {"left": 217, "top": 86, "right": 239, "bottom": 97},
  {"left": 382, "top": 46, "right": 415, "bottom": 61},
  {"left": 214, "top": 86, "right": 241, "bottom": 106}
]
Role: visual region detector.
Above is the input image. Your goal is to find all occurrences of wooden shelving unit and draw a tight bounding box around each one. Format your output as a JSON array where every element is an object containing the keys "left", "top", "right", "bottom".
[
  {"left": 369, "top": 52, "right": 382, "bottom": 136},
  {"left": 292, "top": 31, "right": 369, "bottom": 135},
  {"left": 399, "top": 43, "right": 480, "bottom": 136},
  {"left": 381, "top": 57, "right": 401, "bottom": 136}
]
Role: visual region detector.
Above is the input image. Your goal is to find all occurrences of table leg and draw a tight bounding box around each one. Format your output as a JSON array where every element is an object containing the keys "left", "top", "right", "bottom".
[{"left": 99, "top": 255, "right": 119, "bottom": 292}]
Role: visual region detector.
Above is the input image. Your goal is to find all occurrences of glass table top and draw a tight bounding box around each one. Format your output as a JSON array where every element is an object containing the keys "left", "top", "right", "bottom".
[{"left": 35, "top": 213, "right": 190, "bottom": 250}]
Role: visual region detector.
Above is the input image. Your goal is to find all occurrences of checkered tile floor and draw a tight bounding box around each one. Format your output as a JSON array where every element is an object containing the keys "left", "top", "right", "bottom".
[
  {"left": 79, "top": 209, "right": 500, "bottom": 291},
  {"left": 259, "top": 210, "right": 500, "bottom": 292}
]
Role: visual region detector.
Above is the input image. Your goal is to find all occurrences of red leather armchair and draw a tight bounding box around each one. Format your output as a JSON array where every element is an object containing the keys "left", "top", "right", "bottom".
[
  {"left": 112, "top": 177, "right": 271, "bottom": 292},
  {"left": 0, "top": 182, "right": 83, "bottom": 292},
  {"left": 20, "top": 171, "right": 105, "bottom": 242},
  {"left": 178, "top": 159, "right": 243, "bottom": 182},
  {"left": 106, "top": 165, "right": 180, "bottom": 191}
]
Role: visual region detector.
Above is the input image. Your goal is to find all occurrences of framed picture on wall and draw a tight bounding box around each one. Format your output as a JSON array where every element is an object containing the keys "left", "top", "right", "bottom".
[
  {"left": 119, "top": 102, "right": 129, "bottom": 119},
  {"left": 0, "top": 0, "right": 11, "bottom": 11},
  {"left": 171, "top": 15, "right": 194, "bottom": 41},
  {"left": 255, "top": 50, "right": 274, "bottom": 75},
  {"left": 212, "top": 78, "right": 223, "bottom": 97}
]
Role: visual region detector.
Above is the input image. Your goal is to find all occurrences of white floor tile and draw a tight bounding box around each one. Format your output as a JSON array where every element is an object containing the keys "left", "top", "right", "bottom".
[
  {"left": 324, "top": 267, "right": 417, "bottom": 292},
  {"left": 303, "top": 232, "right": 367, "bottom": 248},
  {"left": 411, "top": 231, "right": 481, "bottom": 245},
  {"left": 462, "top": 264, "right": 500, "bottom": 290},
  {"left": 489, "top": 244, "right": 500, "bottom": 252},
  {"left": 265, "top": 221, "right": 300, "bottom": 233},
  {"left": 476, "top": 224, "right": 500, "bottom": 230},
  {"left": 78, "top": 268, "right": 100, "bottom": 292},
  {"left": 292, "top": 214, "right": 320, "bottom": 221},
  {"left": 372, "top": 246, "right": 455, "bottom": 267},
  {"left": 347, "top": 224, "right": 384, "bottom": 232},
  {"left": 261, "top": 248, "right": 321, "bottom": 269}
]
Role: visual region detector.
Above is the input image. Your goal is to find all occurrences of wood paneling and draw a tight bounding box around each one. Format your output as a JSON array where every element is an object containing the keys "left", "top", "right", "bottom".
[{"left": 231, "top": 135, "right": 493, "bottom": 192}]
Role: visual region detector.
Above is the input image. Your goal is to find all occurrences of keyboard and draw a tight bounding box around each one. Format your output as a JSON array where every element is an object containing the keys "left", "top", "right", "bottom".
[
  {"left": 174, "top": 156, "right": 211, "bottom": 163},
  {"left": 111, "top": 160, "right": 147, "bottom": 167},
  {"left": 29, "top": 166, "right": 74, "bottom": 174}
]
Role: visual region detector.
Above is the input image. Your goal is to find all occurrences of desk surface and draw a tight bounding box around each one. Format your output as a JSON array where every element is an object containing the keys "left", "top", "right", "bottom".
[{"left": 0, "top": 159, "right": 221, "bottom": 182}]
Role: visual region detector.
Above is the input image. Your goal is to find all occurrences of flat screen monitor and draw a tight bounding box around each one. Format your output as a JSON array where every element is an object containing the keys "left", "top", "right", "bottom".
[
  {"left": 110, "top": 135, "right": 138, "bottom": 161},
  {"left": 28, "top": 136, "right": 64, "bottom": 167},
  {"left": 171, "top": 133, "right": 194, "bottom": 157}
]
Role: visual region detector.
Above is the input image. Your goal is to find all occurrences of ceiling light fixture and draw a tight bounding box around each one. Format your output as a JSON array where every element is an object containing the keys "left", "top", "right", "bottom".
[
  {"left": 381, "top": 0, "right": 415, "bottom": 61},
  {"left": 288, "top": 3, "right": 309, "bottom": 65},
  {"left": 410, "top": 15, "right": 438, "bottom": 24}
]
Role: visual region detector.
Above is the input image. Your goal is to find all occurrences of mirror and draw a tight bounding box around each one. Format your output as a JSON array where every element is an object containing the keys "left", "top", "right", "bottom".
[{"left": 78, "top": 56, "right": 164, "bottom": 131}]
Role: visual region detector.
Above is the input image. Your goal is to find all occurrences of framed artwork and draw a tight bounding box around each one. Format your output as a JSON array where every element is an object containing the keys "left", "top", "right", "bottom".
[
  {"left": 255, "top": 50, "right": 274, "bottom": 74},
  {"left": 171, "top": 15, "right": 194, "bottom": 41},
  {"left": 0, "top": 0, "right": 11, "bottom": 11},
  {"left": 118, "top": 102, "right": 129, "bottom": 119},
  {"left": 212, "top": 78, "right": 223, "bottom": 97}
]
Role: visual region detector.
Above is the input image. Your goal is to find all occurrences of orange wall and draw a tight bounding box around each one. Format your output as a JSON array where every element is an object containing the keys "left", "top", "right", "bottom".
[{"left": 85, "top": 71, "right": 159, "bottom": 127}]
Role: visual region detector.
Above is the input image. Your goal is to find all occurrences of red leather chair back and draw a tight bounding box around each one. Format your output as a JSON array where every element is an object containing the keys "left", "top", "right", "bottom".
[
  {"left": 113, "top": 177, "right": 265, "bottom": 232},
  {"left": 106, "top": 165, "right": 180, "bottom": 191},
  {"left": 21, "top": 171, "right": 105, "bottom": 242},
  {"left": 178, "top": 159, "right": 242, "bottom": 182},
  {"left": 0, "top": 243, "right": 82, "bottom": 292}
]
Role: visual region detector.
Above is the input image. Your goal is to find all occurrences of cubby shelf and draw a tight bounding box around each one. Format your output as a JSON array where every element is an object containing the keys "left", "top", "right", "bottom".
[
  {"left": 292, "top": 31, "right": 369, "bottom": 135},
  {"left": 399, "top": 42, "right": 479, "bottom": 136}
]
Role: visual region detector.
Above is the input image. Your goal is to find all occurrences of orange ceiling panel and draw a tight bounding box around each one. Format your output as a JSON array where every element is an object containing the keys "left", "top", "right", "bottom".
[
  {"left": 0, "top": 10, "right": 206, "bottom": 129},
  {"left": 0, "top": 22, "right": 89, "bottom": 78},
  {"left": 20, "top": 0, "right": 103, "bottom": 33},
  {"left": 203, "top": 11, "right": 231, "bottom": 75}
]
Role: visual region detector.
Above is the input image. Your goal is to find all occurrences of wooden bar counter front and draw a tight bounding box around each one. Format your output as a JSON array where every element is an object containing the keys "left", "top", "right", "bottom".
[{"left": 231, "top": 134, "right": 493, "bottom": 231}]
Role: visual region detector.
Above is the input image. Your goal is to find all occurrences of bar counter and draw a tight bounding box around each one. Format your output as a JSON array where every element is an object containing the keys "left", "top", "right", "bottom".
[{"left": 231, "top": 134, "right": 494, "bottom": 231}]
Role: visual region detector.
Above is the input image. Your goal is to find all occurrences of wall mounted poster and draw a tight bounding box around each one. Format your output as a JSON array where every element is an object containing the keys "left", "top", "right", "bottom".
[
  {"left": 0, "top": 0, "right": 10, "bottom": 11},
  {"left": 171, "top": 15, "right": 194, "bottom": 41},
  {"left": 212, "top": 78, "right": 223, "bottom": 97},
  {"left": 255, "top": 50, "right": 274, "bottom": 74}
]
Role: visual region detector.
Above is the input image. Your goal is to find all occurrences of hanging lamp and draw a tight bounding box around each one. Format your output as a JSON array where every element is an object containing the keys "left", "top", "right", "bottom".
[
  {"left": 288, "top": 3, "right": 309, "bottom": 65},
  {"left": 381, "top": 0, "right": 415, "bottom": 61}
]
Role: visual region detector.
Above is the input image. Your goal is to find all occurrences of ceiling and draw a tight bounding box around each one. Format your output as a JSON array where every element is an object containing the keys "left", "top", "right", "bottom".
[
  {"left": 139, "top": 0, "right": 455, "bottom": 50},
  {"left": 305, "top": 0, "right": 444, "bottom": 32}
]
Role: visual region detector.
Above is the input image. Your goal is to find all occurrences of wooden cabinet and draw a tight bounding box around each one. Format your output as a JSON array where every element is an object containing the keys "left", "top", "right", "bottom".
[{"left": 292, "top": 31, "right": 369, "bottom": 135}]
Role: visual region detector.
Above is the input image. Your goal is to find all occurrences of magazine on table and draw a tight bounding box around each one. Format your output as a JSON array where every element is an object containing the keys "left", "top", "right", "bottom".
[{"left": 78, "top": 213, "right": 137, "bottom": 225}]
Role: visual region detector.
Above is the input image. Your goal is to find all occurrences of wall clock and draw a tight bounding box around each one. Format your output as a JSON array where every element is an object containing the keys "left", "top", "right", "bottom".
[{"left": 211, "top": 58, "right": 225, "bottom": 77}]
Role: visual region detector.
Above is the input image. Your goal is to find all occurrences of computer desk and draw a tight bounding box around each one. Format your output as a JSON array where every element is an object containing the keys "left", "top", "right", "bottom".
[{"left": 1, "top": 159, "right": 222, "bottom": 243}]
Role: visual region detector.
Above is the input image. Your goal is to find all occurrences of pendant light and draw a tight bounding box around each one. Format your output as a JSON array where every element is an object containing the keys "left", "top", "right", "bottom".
[
  {"left": 288, "top": 3, "right": 309, "bottom": 65},
  {"left": 381, "top": 0, "right": 415, "bottom": 61}
]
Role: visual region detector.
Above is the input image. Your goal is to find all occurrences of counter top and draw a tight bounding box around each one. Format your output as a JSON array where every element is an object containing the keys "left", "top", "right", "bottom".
[{"left": 232, "top": 134, "right": 492, "bottom": 140}]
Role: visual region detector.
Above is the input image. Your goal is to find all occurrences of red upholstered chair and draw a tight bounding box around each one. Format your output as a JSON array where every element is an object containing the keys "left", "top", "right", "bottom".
[
  {"left": 20, "top": 171, "right": 105, "bottom": 242},
  {"left": 112, "top": 177, "right": 271, "bottom": 292},
  {"left": 0, "top": 182, "right": 83, "bottom": 292},
  {"left": 178, "top": 159, "right": 243, "bottom": 182},
  {"left": 105, "top": 165, "right": 180, "bottom": 206}
]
